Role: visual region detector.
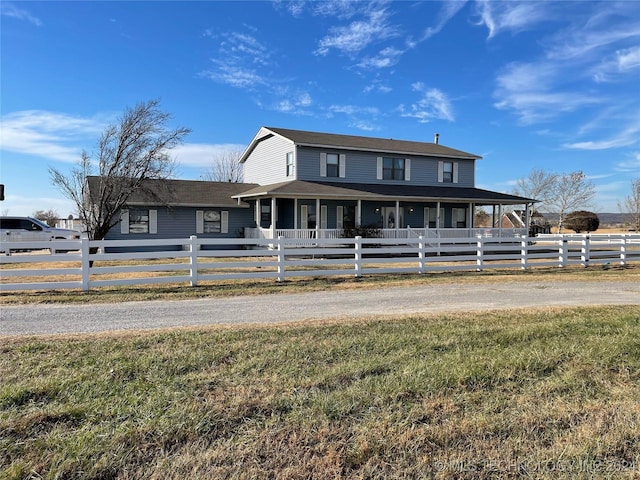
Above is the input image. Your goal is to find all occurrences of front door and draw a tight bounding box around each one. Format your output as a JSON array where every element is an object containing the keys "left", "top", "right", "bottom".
[{"left": 382, "top": 207, "right": 403, "bottom": 229}]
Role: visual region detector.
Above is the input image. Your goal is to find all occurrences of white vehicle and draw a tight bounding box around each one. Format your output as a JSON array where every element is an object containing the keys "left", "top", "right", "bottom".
[{"left": 0, "top": 216, "right": 81, "bottom": 252}]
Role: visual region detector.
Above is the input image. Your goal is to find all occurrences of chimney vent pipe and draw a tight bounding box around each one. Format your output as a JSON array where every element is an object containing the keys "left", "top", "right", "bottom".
[{"left": 434, "top": 133, "right": 440, "bottom": 144}]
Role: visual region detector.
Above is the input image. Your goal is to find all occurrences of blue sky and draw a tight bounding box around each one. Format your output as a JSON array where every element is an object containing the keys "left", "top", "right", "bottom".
[{"left": 1, "top": 0, "right": 639, "bottom": 217}]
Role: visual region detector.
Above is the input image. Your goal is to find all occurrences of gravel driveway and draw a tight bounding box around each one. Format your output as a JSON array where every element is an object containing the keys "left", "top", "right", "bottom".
[{"left": 1, "top": 280, "right": 638, "bottom": 336}]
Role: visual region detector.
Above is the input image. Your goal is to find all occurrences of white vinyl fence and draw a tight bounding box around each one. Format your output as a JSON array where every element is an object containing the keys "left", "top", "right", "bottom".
[{"left": 1, "top": 234, "right": 638, "bottom": 292}]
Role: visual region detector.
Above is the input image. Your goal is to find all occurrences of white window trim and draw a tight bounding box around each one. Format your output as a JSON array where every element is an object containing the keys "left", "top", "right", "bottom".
[
  {"left": 405, "top": 158, "right": 411, "bottom": 181},
  {"left": 320, "top": 205, "right": 327, "bottom": 229},
  {"left": 149, "top": 210, "right": 157, "bottom": 234},
  {"left": 339, "top": 154, "right": 346, "bottom": 178},
  {"left": 336, "top": 206, "right": 344, "bottom": 229},
  {"left": 320, "top": 152, "right": 327, "bottom": 177},
  {"left": 121, "top": 209, "right": 129, "bottom": 234},
  {"left": 196, "top": 210, "right": 204, "bottom": 234},
  {"left": 377, "top": 157, "right": 383, "bottom": 180},
  {"left": 301, "top": 205, "right": 308, "bottom": 229}
]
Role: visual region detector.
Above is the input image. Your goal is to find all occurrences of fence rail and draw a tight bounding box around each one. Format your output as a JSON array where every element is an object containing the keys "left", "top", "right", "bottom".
[{"left": 1, "top": 234, "right": 638, "bottom": 292}]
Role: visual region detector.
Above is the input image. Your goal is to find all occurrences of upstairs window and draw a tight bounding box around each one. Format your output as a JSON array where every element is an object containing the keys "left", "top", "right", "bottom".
[
  {"left": 438, "top": 161, "right": 458, "bottom": 183},
  {"left": 443, "top": 162, "right": 453, "bottom": 183},
  {"left": 383, "top": 157, "right": 405, "bottom": 180},
  {"left": 320, "top": 153, "right": 346, "bottom": 178},
  {"left": 326, "top": 153, "right": 339, "bottom": 177},
  {"left": 286, "top": 152, "right": 295, "bottom": 177}
]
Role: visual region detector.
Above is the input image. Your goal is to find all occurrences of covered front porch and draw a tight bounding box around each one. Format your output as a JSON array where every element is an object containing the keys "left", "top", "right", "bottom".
[{"left": 233, "top": 180, "right": 535, "bottom": 242}]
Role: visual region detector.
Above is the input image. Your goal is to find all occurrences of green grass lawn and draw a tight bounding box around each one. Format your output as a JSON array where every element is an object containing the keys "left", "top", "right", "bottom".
[{"left": 1, "top": 306, "right": 639, "bottom": 479}]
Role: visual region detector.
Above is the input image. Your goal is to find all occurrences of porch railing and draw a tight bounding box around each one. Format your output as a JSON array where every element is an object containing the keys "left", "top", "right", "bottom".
[{"left": 244, "top": 227, "right": 527, "bottom": 241}]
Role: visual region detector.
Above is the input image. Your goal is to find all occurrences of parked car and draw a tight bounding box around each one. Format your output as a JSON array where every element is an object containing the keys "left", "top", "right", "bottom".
[{"left": 0, "top": 216, "right": 81, "bottom": 253}]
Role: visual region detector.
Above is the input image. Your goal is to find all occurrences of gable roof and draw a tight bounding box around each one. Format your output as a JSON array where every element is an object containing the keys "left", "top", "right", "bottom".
[
  {"left": 233, "top": 180, "right": 535, "bottom": 205},
  {"left": 240, "top": 127, "right": 481, "bottom": 162},
  {"left": 86, "top": 176, "right": 257, "bottom": 208}
]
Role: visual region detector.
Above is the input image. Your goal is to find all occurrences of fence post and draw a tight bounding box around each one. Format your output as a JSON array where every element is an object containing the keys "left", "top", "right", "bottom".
[
  {"left": 189, "top": 235, "right": 198, "bottom": 287},
  {"left": 476, "top": 235, "right": 483, "bottom": 272},
  {"left": 276, "top": 236, "right": 285, "bottom": 282},
  {"left": 354, "top": 236, "right": 362, "bottom": 278},
  {"left": 558, "top": 238, "right": 567, "bottom": 268},
  {"left": 581, "top": 235, "right": 590, "bottom": 268},
  {"left": 521, "top": 237, "right": 528, "bottom": 270},
  {"left": 418, "top": 235, "right": 425, "bottom": 274},
  {"left": 81, "top": 237, "right": 90, "bottom": 292},
  {"left": 620, "top": 237, "right": 627, "bottom": 266}
]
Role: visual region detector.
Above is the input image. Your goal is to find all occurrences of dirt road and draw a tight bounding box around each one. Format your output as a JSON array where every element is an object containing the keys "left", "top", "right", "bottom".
[{"left": 1, "top": 280, "right": 638, "bottom": 336}]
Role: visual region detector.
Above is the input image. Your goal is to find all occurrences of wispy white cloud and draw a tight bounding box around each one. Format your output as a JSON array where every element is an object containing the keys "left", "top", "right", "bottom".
[
  {"left": 315, "top": 7, "right": 397, "bottom": 56},
  {"left": 592, "top": 46, "right": 640, "bottom": 82},
  {"left": 473, "top": 0, "right": 549, "bottom": 39},
  {"left": 564, "top": 123, "right": 640, "bottom": 150},
  {"left": 494, "top": 61, "right": 601, "bottom": 124},
  {"left": 398, "top": 84, "right": 454, "bottom": 123},
  {"left": 1, "top": 2, "right": 42, "bottom": 26},
  {"left": 356, "top": 46, "right": 404, "bottom": 70},
  {"left": 615, "top": 152, "right": 640, "bottom": 172},
  {"left": 172, "top": 143, "right": 246, "bottom": 169},
  {"left": 0, "top": 111, "right": 107, "bottom": 163},
  {"left": 422, "top": 0, "right": 467, "bottom": 40},
  {"left": 201, "top": 30, "right": 271, "bottom": 90}
]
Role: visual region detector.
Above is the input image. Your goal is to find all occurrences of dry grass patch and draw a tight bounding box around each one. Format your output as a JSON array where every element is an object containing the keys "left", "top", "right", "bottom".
[
  {"left": 1, "top": 306, "right": 639, "bottom": 479},
  {"left": 1, "top": 264, "right": 638, "bottom": 305}
]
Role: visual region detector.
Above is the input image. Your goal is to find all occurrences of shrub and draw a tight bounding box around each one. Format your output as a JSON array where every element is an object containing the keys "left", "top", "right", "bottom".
[
  {"left": 565, "top": 210, "right": 600, "bottom": 233},
  {"left": 342, "top": 224, "right": 381, "bottom": 238}
]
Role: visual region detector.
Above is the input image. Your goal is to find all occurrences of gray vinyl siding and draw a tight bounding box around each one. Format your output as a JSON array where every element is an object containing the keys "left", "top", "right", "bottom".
[
  {"left": 296, "top": 147, "right": 476, "bottom": 188},
  {"left": 105, "top": 206, "right": 255, "bottom": 250},
  {"left": 243, "top": 134, "right": 294, "bottom": 185}
]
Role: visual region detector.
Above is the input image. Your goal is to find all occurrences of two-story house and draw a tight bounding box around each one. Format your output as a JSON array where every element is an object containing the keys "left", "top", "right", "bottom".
[
  {"left": 91, "top": 126, "right": 534, "bottom": 247},
  {"left": 234, "top": 127, "right": 533, "bottom": 239}
]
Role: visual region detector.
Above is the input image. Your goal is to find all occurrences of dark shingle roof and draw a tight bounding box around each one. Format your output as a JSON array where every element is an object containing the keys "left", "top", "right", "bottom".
[
  {"left": 233, "top": 180, "right": 535, "bottom": 205},
  {"left": 86, "top": 176, "right": 257, "bottom": 208},
  {"left": 262, "top": 127, "right": 481, "bottom": 160}
]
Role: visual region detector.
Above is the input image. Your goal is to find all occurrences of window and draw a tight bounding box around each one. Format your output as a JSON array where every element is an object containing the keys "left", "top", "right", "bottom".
[
  {"left": 196, "top": 210, "right": 228, "bottom": 234},
  {"left": 203, "top": 210, "right": 221, "bottom": 233},
  {"left": 383, "top": 157, "right": 405, "bottom": 180},
  {"left": 326, "top": 153, "right": 339, "bottom": 177},
  {"left": 129, "top": 209, "right": 149, "bottom": 233},
  {"left": 452, "top": 208, "right": 466, "bottom": 228},
  {"left": 286, "top": 152, "right": 295, "bottom": 177},
  {"left": 261, "top": 204, "right": 271, "bottom": 224},
  {"left": 337, "top": 205, "right": 355, "bottom": 229},
  {"left": 438, "top": 161, "right": 457, "bottom": 183},
  {"left": 320, "top": 153, "right": 346, "bottom": 177},
  {"left": 443, "top": 162, "right": 453, "bottom": 183}
]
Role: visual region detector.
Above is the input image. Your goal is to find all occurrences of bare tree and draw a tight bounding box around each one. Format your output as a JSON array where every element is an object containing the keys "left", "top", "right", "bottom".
[
  {"left": 548, "top": 171, "right": 596, "bottom": 233},
  {"left": 49, "top": 99, "right": 190, "bottom": 240},
  {"left": 201, "top": 150, "right": 244, "bottom": 183},
  {"left": 618, "top": 177, "right": 640, "bottom": 231},
  {"left": 32, "top": 209, "right": 60, "bottom": 227},
  {"left": 513, "top": 168, "right": 558, "bottom": 213}
]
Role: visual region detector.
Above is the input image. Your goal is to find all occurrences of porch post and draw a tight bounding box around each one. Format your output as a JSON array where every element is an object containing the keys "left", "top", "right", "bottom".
[
  {"left": 271, "top": 197, "right": 277, "bottom": 238},
  {"left": 524, "top": 203, "right": 531, "bottom": 237},
  {"left": 294, "top": 198, "right": 298, "bottom": 229},
  {"left": 468, "top": 202, "right": 473, "bottom": 230},
  {"left": 436, "top": 201, "right": 441, "bottom": 229},
  {"left": 492, "top": 205, "right": 497, "bottom": 228},
  {"left": 256, "top": 199, "right": 260, "bottom": 227},
  {"left": 498, "top": 204, "right": 503, "bottom": 237},
  {"left": 395, "top": 201, "right": 400, "bottom": 232},
  {"left": 356, "top": 200, "right": 362, "bottom": 227},
  {"left": 316, "top": 198, "right": 320, "bottom": 234}
]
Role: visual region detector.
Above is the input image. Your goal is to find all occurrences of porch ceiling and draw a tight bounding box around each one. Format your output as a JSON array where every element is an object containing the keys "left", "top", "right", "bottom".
[{"left": 232, "top": 180, "right": 535, "bottom": 205}]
